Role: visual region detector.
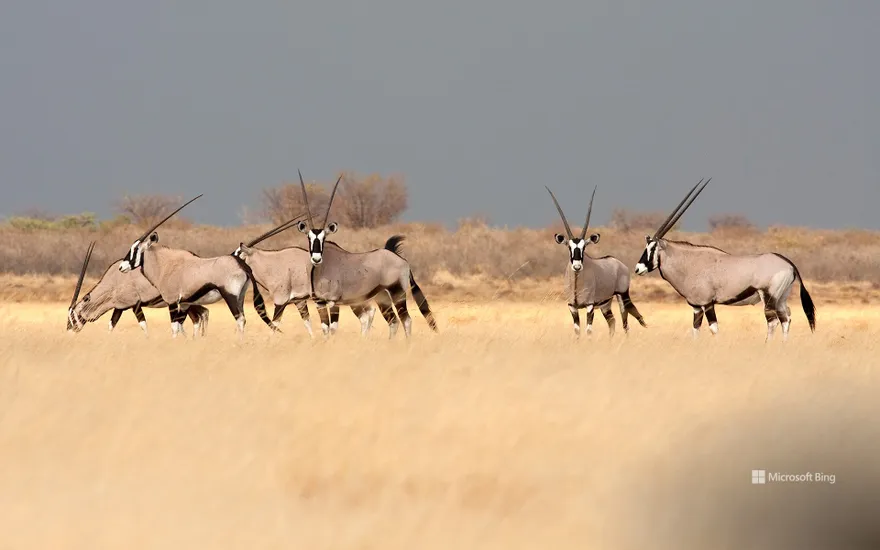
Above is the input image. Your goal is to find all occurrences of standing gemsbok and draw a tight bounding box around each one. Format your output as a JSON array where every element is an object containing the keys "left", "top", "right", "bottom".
[
  {"left": 633, "top": 178, "right": 816, "bottom": 341},
  {"left": 295, "top": 170, "right": 438, "bottom": 338},
  {"left": 118, "top": 195, "right": 276, "bottom": 338},
  {"left": 545, "top": 185, "right": 647, "bottom": 338},
  {"left": 67, "top": 241, "right": 209, "bottom": 336},
  {"left": 234, "top": 212, "right": 399, "bottom": 337}
]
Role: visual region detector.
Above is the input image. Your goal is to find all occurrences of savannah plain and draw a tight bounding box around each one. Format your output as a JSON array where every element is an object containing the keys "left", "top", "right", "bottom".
[{"left": 1, "top": 210, "right": 880, "bottom": 549}]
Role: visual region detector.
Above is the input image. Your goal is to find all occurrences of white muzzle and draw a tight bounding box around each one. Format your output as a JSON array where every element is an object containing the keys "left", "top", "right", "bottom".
[{"left": 634, "top": 263, "right": 648, "bottom": 275}]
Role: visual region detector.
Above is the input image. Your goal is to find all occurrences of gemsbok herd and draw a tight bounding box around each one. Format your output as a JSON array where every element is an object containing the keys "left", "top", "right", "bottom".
[{"left": 67, "top": 175, "right": 816, "bottom": 342}]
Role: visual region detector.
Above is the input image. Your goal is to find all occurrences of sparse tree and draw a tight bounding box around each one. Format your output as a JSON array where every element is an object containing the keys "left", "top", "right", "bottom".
[
  {"left": 114, "top": 194, "right": 185, "bottom": 227},
  {"left": 708, "top": 213, "right": 755, "bottom": 233},
  {"left": 336, "top": 172, "right": 408, "bottom": 228},
  {"left": 262, "top": 181, "right": 330, "bottom": 225}
]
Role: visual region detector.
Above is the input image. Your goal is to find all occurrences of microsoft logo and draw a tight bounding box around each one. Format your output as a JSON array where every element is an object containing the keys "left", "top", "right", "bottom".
[{"left": 751, "top": 469, "right": 766, "bottom": 484}]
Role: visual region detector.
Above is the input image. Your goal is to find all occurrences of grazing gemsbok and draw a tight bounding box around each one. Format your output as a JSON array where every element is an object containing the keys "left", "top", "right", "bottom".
[
  {"left": 295, "top": 170, "right": 438, "bottom": 338},
  {"left": 118, "top": 195, "right": 276, "bottom": 338},
  {"left": 634, "top": 178, "right": 816, "bottom": 341},
  {"left": 234, "top": 211, "right": 399, "bottom": 337},
  {"left": 546, "top": 185, "right": 647, "bottom": 338},
  {"left": 67, "top": 241, "right": 209, "bottom": 336}
]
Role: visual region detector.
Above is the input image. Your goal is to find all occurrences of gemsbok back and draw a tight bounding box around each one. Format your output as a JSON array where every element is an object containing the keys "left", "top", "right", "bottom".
[
  {"left": 234, "top": 211, "right": 400, "bottom": 337},
  {"left": 634, "top": 178, "right": 816, "bottom": 341},
  {"left": 545, "top": 185, "right": 647, "bottom": 338},
  {"left": 68, "top": 241, "right": 209, "bottom": 336},
  {"left": 295, "top": 170, "right": 438, "bottom": 338},
  {"left": 118, "top": 195, "right": 276, "bottom": 338}
]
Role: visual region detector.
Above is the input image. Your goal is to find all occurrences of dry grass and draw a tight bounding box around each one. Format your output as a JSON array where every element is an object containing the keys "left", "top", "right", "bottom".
[{"left": 1, "top": 300, "right": 878, "bottom": 549}]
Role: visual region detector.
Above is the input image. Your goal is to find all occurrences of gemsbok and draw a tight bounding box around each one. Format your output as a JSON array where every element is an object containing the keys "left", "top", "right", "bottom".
[
  {"left": 546, "top": 185, "right": 647, "bottom": 338},
  {"left": 295, "top": 170, "right": 438, "bottom": 338},
  {"left": 634, "top": 178, "right": 816, "bottom": 340},
  {"left": 118, "top": 195, "right": 276, "bottom": 338},
  {"left": 68, "top": 241, "right": 209, "bottom": 336}
]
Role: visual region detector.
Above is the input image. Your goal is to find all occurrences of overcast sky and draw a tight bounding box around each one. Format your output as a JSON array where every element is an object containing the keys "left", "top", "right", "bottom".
[{"left": 1, "top": 0, "right": 877, "bottom": 229}]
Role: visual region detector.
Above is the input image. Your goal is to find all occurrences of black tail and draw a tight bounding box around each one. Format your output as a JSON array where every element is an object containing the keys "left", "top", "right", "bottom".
[
  {"left": 385, "top": 235, "right": 406, "bottom": 257},
  {"left": 233, "top": 255, "right": 280, "bottom": 332},
  {"left": 773, "top": 254, "right": 816, "bottom": 332},
  {"left": 409, "top": 271, "right": 438, "bottom": 332},
  {"left": 621, "top": 291, "right": 648, "bottom": 328}
]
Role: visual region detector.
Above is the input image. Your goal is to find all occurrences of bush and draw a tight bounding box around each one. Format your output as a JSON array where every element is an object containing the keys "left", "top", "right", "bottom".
[
  {"left": 5, "top": 213, "right": 97, "bottom": 230},
  {"left": 610, "top": 209, "right": 676, "bottom": 233},
  {"left": 336, "top": 172, "right": 408, "bottom": 228},
  {"left": 708, "top": 213, "right": 755, "bottom": 232},
  {"left": 114, "top": 194, "right": 189, "bottom": 227},
  {"left": 262, "top": 172, "right": 409, "bottom": 229}
]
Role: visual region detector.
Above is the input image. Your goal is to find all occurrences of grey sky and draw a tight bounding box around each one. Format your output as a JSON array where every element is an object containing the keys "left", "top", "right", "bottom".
[{"left": 1, "top": 0, "right": 877, "bottom": 230}]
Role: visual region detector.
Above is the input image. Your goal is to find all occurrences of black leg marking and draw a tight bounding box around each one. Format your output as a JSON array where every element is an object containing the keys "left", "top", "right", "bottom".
[
  {"left": 586, "top": 307, "right": 595, "bottom": 330},
  {"left": 329, "top": 305, "right": 340, "bottom": 335},
  {"left": 110, "top": 308, "right": 123, "bottom": 331},
  {"left": 602, "top": 306, "right": 616, "bottom": 336},
  {"left": 389, "top": 283, "right": 413, "bottom": 338},
  {"left": 316, "top": 302, "right": 331, "bottom": 337},
  {"left": 272, "top": 302, "right": 289, "bottom": 324},
  {"left": 693, "top": 308, "right": 704, "bottom": 329},
  {"left": 621, "top": 290, "right": 647, "bottom": 328},
  {"left": 616, "top": 295, "right": 629, "bottom": 333},
  {"left": 568, "top": 304, "right": 581, "bottom": 338},
  {"left": 220, "top": 290, "right": 246, "bottom": 334},
  {"left": 705, "top": 305, "right": 718, "bottom": 335}
]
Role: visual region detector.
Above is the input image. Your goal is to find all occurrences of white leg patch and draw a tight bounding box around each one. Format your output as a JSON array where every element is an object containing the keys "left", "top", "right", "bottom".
[
  {"left": 236, "top": 317, "right": 245, "bottom": 334},
  {"left": 692, "top": 328, "right": 700, "bottom": 339},
  {"left": 139, "top": 320, "right": 148, "bottom": 335},
  {"left": 709, "top": 322, "right": 719, "bottom": 335},
  {"left": 303, "top": 320, "right": 314, "bottom": 338},
  {"left": 108, "top": 319, "right": 115, "bottom": 332},
  {"left": 403, "top": 316, "right": 413, "bottom": 338},
  {"left": 321, "top": 322, "right": 330, "bottom": 336},
  {"left": 329, "top": 321, "right": 339, "bottom": 335}
]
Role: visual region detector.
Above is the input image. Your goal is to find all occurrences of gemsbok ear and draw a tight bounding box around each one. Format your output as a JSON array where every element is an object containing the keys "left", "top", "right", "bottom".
[
  {"left": 297, "top": 221, "right": 309, "bottom": 233},
  {"left": 326, "top": 222, "right": 338, "bottom": 234},
  {"left": 645, "top": 235, "right": 652, "bottom": 244},
  {"left": 554, "top": 233, "right": 567, "bottom": 245},
  {"left": 149, "top": 232, "right": 159, "bottom": 243},
  {"left": 589, "top": 233, "right": 600, "bottom": 244}
]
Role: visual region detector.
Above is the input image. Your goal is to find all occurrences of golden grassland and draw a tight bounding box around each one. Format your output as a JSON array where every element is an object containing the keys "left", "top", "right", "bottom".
[{"left": 1, "top": 298, "right": 879, "bottom": 549}]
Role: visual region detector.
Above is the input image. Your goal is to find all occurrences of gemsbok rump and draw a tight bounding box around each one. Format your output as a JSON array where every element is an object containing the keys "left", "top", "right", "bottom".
[
  {"left": 546, "top": 185, "right": 647, "bottom": 337},
  {"left": 634, "top": 178, "right": 816, "bottom": 340}
]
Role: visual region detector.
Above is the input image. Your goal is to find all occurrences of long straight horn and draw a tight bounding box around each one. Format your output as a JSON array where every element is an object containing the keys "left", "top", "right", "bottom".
[
  {"left": 322, "top": 174, "right": 343, "bottom": 228},
  {"left": 653, "top": 178, "right": 705, "bottom": 239},
  {"left": 579, "top": 185, "right": 598, "bottom": 239},
  {"left": 659, "top": 177, "right": 711, "bottom": 238},
  {"left": 136, "top": 194, "right": 203, "bottom": 242},
  {"left": 545, "top": 186, "right": 573, "bottom": 239},
  {"left": 245, "top": 213, "right": 306, "bottom": 247},
  {"left": 297, "top": 170, "right": 315, "bottom": 228},
  {"left": 70, "top": 241, "right": 95, "bottom": 309}
]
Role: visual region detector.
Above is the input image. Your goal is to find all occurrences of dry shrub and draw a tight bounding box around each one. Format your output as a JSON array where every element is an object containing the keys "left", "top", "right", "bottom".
[
  {"left": 114, "top": 195, "right": 192, "bottom": 229},
  {"left": 336, "top": 172, "right": 408, "bottom": 229},
  {"left": 610, "top": 209, "right": 674, "bottom": 233},
  {"left": 262, "top": 181, "right": 328, "bottom": 225},
  {"left": 262, "top": 172, "right": 408, "bottom": 229},
  {"left": 709, "top": 213, "right": 755, "bottom": 234}
]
